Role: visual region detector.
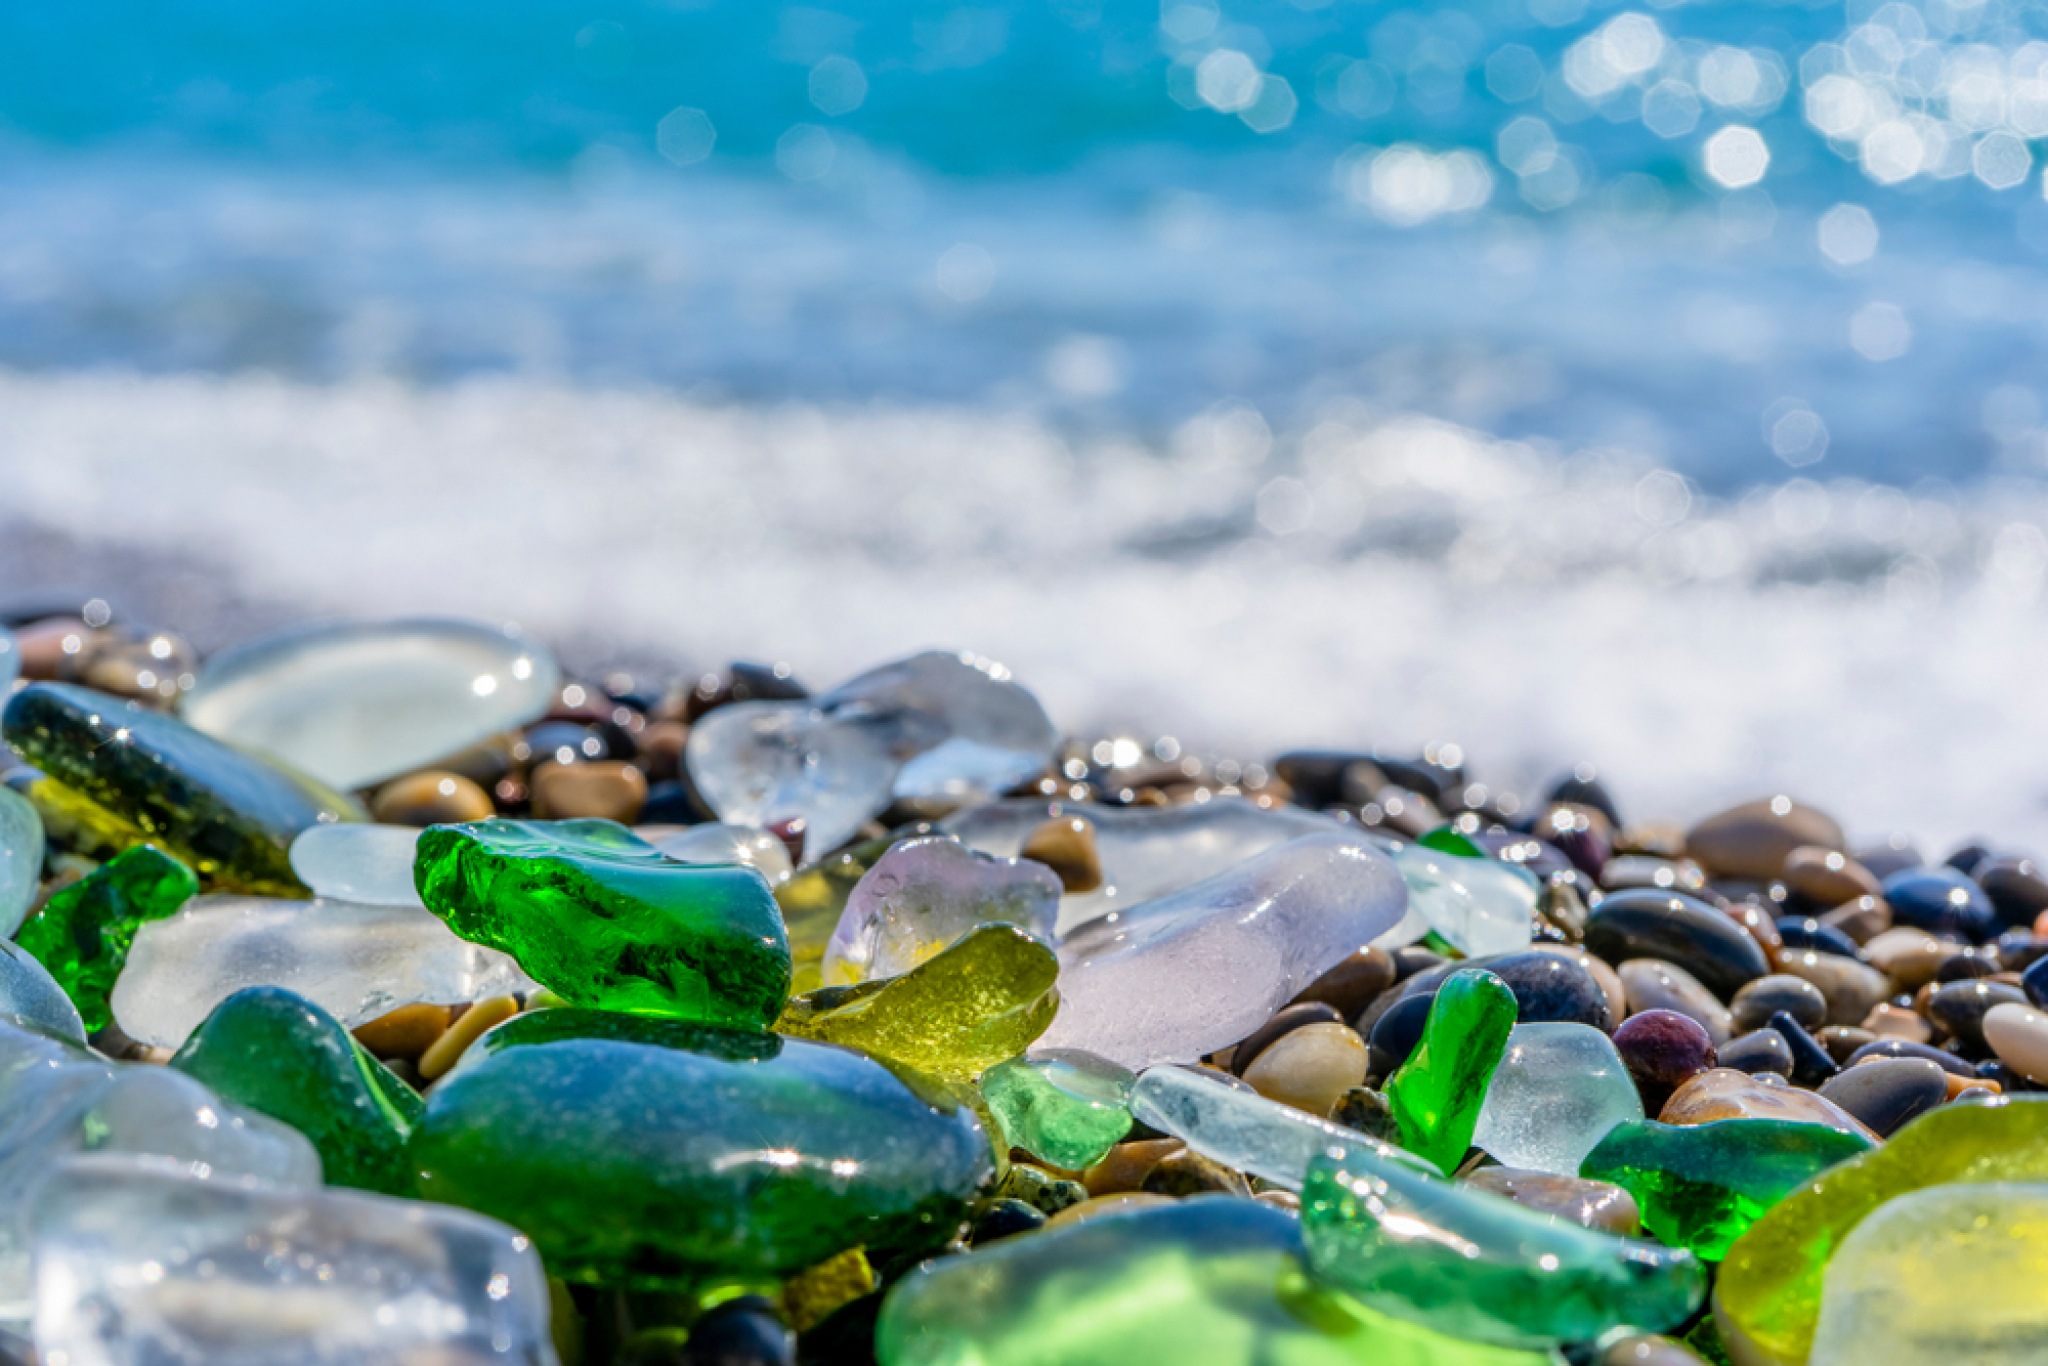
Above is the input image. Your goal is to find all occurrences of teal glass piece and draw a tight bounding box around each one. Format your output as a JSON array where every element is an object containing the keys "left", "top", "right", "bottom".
[{"left": 982, "top": 1049, "right": 1134, "bottom": 1169}]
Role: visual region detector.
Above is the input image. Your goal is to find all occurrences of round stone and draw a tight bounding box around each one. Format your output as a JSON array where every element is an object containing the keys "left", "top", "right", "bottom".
[
  {"left": 1238, "top": 1021, "right": 1368, "bottom": 1117},
  {"left": 1982, "top": 1000, "right": 2048, "bottom": 1083},
  {"left": 1229, "top": 1002, "right": 1344, "bottom": 1077},
  {"left": 1584, "top": 890, "right": 1771, "bottom": 998},
  {"left": 1619, "top": 959, "right": 1733, "bottom": 1044},
  {"left": 1685, "top": 797, "right": 1844, "bottom": 882},
  {"left": 1019, "top": 815, "right": 1102, "bottom": 894},
  {"left": 1927, "top": 979, "right": 2029, "bottom": 1052},
  {"left": 1976, "top": 856, "right": 2048, "bottom": 930},
  {"left": 1773, "top": 950, "right": 1891, "bottom": 1027},
  {"left": 1817, "top": 1058, "right": 1948, "bottom": 1137},
  {"left": 371, "top": 771, "right": 496, "bottom": 827},
  {"left": 530, "top": 760, "right": 649, "bottom": 824},
  {"left": 1290, "top": 947, "right": 1396, "bottom": 1019},
  {"left": 1718, "top": 1030, "right": 1794, "bottom": 1078},
  {"left": 1881, "top": 868, "right": 1998, "bottom": 943},
  {"left": 1783, "top": 845, "right": 1882, "bottom": 909},
  {"left": 1612, "top": 1009, "right": 1717, "bottom": 1109},
  {"left": 1657, "top": 1068, "right": 1877, "bottom": 1139},
  {"left": 1730, "top": 975, "right": 1829, "bottom": 1033}
]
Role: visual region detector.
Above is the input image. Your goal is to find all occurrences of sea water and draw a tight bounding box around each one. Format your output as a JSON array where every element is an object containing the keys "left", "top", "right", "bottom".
[{"left": 4, "top": 0, "right": 2048, "bottom": 852}]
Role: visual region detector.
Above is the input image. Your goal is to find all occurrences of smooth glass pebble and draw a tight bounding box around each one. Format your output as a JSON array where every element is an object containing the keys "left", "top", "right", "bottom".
[
  {"left": 30, "top": 1153, "right": 557, "bottom": 1366},
  {"left": 112, "top": 894, "right": 536, "bottom": 1049},
  {"left": 2, "top": 681, "right": 362, "bottom": 895},
  {"left": 982, "top": 1050, "right": 1135, "bottom": 1170},
  {"left": 1034, "top": 833, "right": 1407, "bottom": 1069},
  {"left": 1809, "top": 1183, "right": 2048, "bottom": 1365},
  {"left": 288, "top": 821, "right": 424, "bottom": 906},
  {"left": 650, "top": 821, "right": 795, "bottom": 884},
  {"left": 1474, "top": 1022, "right": 1642, "bottom": 1177},
  {"left": 412, "top": 1008, "right": 992, "bottom": 1290},
  {"left": 0, "top": 941, "right": 85, "bottom": 1043},
  {"left": 823, "top": 835, "right": 1061, "bottom": 985},
  {"left": 1301, "top": 1141, "right": 1707, "bottom": 1348},
  {"left": 178, "top": 617, "right": 561, "bottom": 792},
  {"left": 943, "top": 796, "right": 1341, "bottom": 934},
  {"left": 1717, "top": 1097, "right": 2048, "bottom": 1365},
  {"left": 777, "top": 922, "right": 1059, "bottom": 1075},
  {"left": 14, "top": 845, "right": 198, "bottom": 1032},
  {"left": 685, "top": 701, "right": 900, "bottom": 861},
  {"left": 1128, "top": 1063, "right": 1434, "bottom": 1191},
  {"left": 877, "top": 1197, "right": 1557, "bottom": 1366},
  {"left": 171, "top": 986, "right": 424, "bottom": 1196},
  {"left": 1390, "top": 842, "right": 1538, "bottom": 958},
  {"left": 416, "top": 818, "right": 789, "bottom": 1028},
  {"left": 1580, "top": 1118, "right": 1873, "bottom": 1260},
  {"left": 0, "top": 1018, "right": 321, "bottom": 1326},
  {"left": 1386, "top": 969, "right": 1519, "bottom": 1175},
  {"left": 0, "top": 785, "right": 41, "bottom": 938},
  {"left": 820, "top": 650, "right": 1060, "bottom": 802}
]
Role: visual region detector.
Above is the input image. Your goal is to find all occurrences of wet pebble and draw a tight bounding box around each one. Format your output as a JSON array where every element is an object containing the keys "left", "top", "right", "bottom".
[
  {"left": 1366, "top": 993, "right": 1434, "bottom": 1075},
  {"left": 1611, "top": 1009, "right": 1717, "bottom": 1110},
  {"left": 1782, "top": 844, "right": 1883, "bottom": 909},
  {"left": 1139, "top": 1149, "right": 1251, "bottom": 1197},
  {"left": 529, "top": 759, "right": 647, "bottom": 823},
  {"left": 1462, "top": 1166, "right": 1641, "bottom": 1235},
  {"left": 1658, "top": 1067, "right": 1877, "bottom": 1138},
  {"left": 1730, "top": 974, "right": 1828, "bottom": 1033},
  {"left": 1982, "top": 1001, "right": 2048, "bottom": 1083},
  {"left": 1846, "top": 1037, "right": 1978, "bottom": 1079},
  {"left": 1717, "top": 1030, "right": 1794, "bottom": 1079},
  {"left": 1238, "top": 1021, "right": 1367, "bottom": 1117},
  {"left": 371, "top": 770, "right": 496, "bottom": 826},
  {"left": 1773, "top": 916, "right": 1863, "bottom": 959},
  {"left": 1818, "top": 895, "right": 1891, "bottom": 945},
  {"left": 1584, "top": 890, "right": 1771, "bottom": 998},
  {"left": 1773, "top": 949, "right": 1890, "bottom": 1026},
  {"left": 1290, "top": 946, "right": 1395, "bottom": 1019},
  {"left": 1817, "top": 1057, "right": 1949, "bottom": 1137},
  {"left": 1975, "top": 855, "right": 2048, "bottom": 931},
  {"left": 1619, "top": 959, "right": 1733, "bottom": 1045},
  {"left": 1864, "top": 927, "right": 1949, "bottom": 991},
  {"left": 1861, "top": 1001, "right": 1933, "bottom": 1044},
  {"left": 1926, "top": 979, "right": 2029, "bottom": 1052},
  {"left": 967, "top": 1198, "right": 1046, "bottom": 1246},
  {"left": 1530, "top": 943, "right": 1627, "bottom": 1025},
  {"left": 1230, "top": 1002, "right": 1344, "bottom": 1076},
  {"left": 1881, "top": 867, "right": 1998, "bottom": 942},
  {"left": 1020, "top": 815, "right": 1102, "bottom": 894},
  {"left": 1765, "top": 1011, "right": 1838, "bottom": 1088},
  {"left": 1390, "top": 950, "right": 1614, "bottom": 1031},
  {"left": 1685, "top": 796, "right": 1844, "bottom": 883}
]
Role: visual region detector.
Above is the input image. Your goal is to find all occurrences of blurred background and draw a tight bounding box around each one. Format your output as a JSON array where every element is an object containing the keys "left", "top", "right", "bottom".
[{"left": 3, "top": 0, "right": 2048, "bottom": 850}]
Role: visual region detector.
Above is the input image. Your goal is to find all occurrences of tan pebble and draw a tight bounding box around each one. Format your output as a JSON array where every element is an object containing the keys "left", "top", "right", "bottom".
[
  {"left": 1816, "top": 1025, "right": 1876, "bottom": 1065},
  {"left": 1658, "top": 1067, "right": 1879, "bottom": 1141},
  {"left": 1861, "top": 1002, "right": 1932, "bottom": 1044},
  {"left": 1864, "top": 927, "right": 1948, "bottom": 990},
  {"left": 1240, "top": 1022, "right": 1368, "bottom": 1117},
  {"left": 1045, "top": 1192, "right": 1175, "bottom": 1228},
  {"left": 1983, "top": 1001, "right": 2048, "bottom": 1084},
  {"left": 1774, "top": 949, "right": 1890, "bottom": 1026},
  {"left": 1947, "top": 1069, "right": 2000, "bottom": 1100},
  {"left": 637, "top": 720, "right": 690, "bottom": 784},
  {"left": 352, "top": 1002, "right": 451, "bottom": 1061},
  {"left": 1616, "top": 823, "right": 1687, "bottom": 859},
  {"left": 1464, "top": 1167, "right": 1642, "bottom": 1236},
  {"left": 14, "top": 617, "right": 90, "bottom": 681},
  {"left": 530, "top": 759, "right": 648, "bottom": 823},
  {"left": 1081, "top": 1139, "right": 1184, "bottom": 1196},
  {"left": 1140, "top": 1149, "right": 1250, "bottom": 1197},
  {"left": 1020, "top": 815, "right": 1103, "bottom": 893},
  {"left": 372, "top": 770, "right": 496, "bottom": 826},
  {"left": 1684, "top": 797, "right": 1844, "bottom": 882},
  {"left": 418, "top": 996, "right": 519, "bottom": 1081},
  {"left": 1782, "top": 845, "right": 1883, "bottom": 908},
  {"left": 1818, "top": 896, "right": 1891, "bottom": 946}
]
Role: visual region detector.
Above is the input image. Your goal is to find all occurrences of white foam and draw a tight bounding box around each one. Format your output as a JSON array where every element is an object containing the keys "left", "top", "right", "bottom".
[{"left": 4, "top": 365, "right": 2047, "bottom": 856}]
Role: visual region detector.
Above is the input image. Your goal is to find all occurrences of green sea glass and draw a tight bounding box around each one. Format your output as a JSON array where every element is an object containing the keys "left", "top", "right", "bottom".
[
  {"left": 1580, "top": 1119, "right": 1873, "bottom": 1260},
  {"left": 982, "top": 1049, "right": 1134, "bottom": 1169},
  {"left": 1301, "top": 1141, "right": 1707, "bottom": 1348},
  {"left": 1, "top": 681, "right": 361, "bottom": 895},
  {"left": 1419, "top": 827, "right": 1488, "bottom": 859},
  {"left": 1386, "top": 967, "right": 1518, "bottom": 1174},
  {"left": 878, "top": 1196, "right": 1561, "bottom": 1366},
  {"left": 410, "top": 1008, "right": 992, "bottom": 1290},
  {"left": 14, "top": 845, "right": 197, "bottom": 1031},
  {"left": 171, "top": 986, "right": 423, "bottom": 1195},
  {"left": 1715, "top": 1096, "right": 2048, "bottom": 1365},
  {"left": 776, "top": 922, "right": 1058, "bottom": 1075},
  {"left": 415, "top": 818, "right": 790, "bottom": 1028}
]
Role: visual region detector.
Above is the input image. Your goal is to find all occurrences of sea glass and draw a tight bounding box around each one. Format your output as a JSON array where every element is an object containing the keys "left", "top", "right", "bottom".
[
  {"left": 823, "top": 835, "right": 1061, "bottom": 985},
  {"left": 1386, "top": 968, "right": 1519, "bottom": 1175},
  {"left": 289, "top": 822, "right": 424, "bottom": 906},
  {"left": 1473, "top": 1023, "right": 1642, "bottom": 1177},
  {"left": 0, "top": 785, "right": 42, "bottom": 939},
  {"left": 982, "top": 1049, "right": 1134, "bottom": 1170},
  {"left": 14, "top": 844, "right": 198, "bottom": 1031}
]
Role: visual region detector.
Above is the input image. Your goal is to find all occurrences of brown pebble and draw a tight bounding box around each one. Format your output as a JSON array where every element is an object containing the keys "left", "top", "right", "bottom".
[
  {"left": 1291, "top": 946, "right": 1397, "bottom": 1019},
  {"left": 14, "top": 617, "right": 89, "bottom": 680},
  {"left": 1946, "top": 1070, "right": 2001, "bottom": 1100},
  {"left": 1020, "top": 815, "right": 1104, "bottom": 893},
  {"left": 1816, "top": 1025, "right": 1877, "bottom": 1064},
  {"left": 1818, "top": 895, "right": 1891, "bottom": 945},
  {"left": 637, "top": 720, "right": 690, "bottom": 784},
  {"left": 1045, "top": 1193, "right": 1175, "bottom": 1228},
  {"left": 372, "top": 770, "right": 497, "bottom": 826},
  {"left": 530, "top": 759, "right": 648, "bottom": 823},
  {"left": 1239, "top": 1021, "right": 1369, "bottom": 1117},
  {"left": 1140, "top": 1149, "right": 1251, "bottom": 1198},
  {"left": 1782, "top": 845, "right": 1883, "bottom": 908},
  {"left": 1231, "top": 1002, "right": 1343, "bottom": 1077},
  {"left": 1658, "top": 1067, "right": 1879, "bottom": 1140},
  {"left": 1081, "top": 1139, "right": 1185, "bottom": 1196},
  {"left": 1463, "top": 1167, "right": 1641, "bottom": 1236},
  {"left": 1864, "top": 927, "right": 1948, "bottom": 990},
  {"left": 1685, "top": 797, "right": 1845, "bottom": 882},
  {"left": 352, "top": 1002, "right": 452, "bottom": 1061},
  {"left": 418, "top": 995, "right": 519, "bottom": 1081},
  {"left": 1862, "top": 1002, "right": 1933, "bottom": 1044}
]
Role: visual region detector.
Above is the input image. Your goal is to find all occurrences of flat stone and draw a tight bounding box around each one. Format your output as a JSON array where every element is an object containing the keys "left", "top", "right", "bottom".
[
  {"left": 1584, "top": 891, "right": 1770, "bottom": 998},
  {"left": 1684, "top": 797, "right": 1844, "bottom": 883},
  {"left": 1816, "top": 1057, "right": 1949, "bottom": 1136},
  {"left": 179, "top": 618, "right": 560, "bottom": 792}
]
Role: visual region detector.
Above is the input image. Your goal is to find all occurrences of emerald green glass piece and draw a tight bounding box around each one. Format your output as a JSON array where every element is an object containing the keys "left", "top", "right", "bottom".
[
  {"left": 170, "top": 986, "right": 423, "bottom": 1195},
  {"left": 1419, "top": 827, "right": 1487, "bottom": 859},
  {"left": 1, "top": 681, "right": 362, "bottom": 895},
  {"left": 1385, "top": 967, "right": 1518, "bottom": 1175},
  {"left": 981, "top": 1048, "right": 1134, "bottom": 1169},
  {"left": 411, "top": 1008, "right": 992, "bottom": 1290},
  {"left": 1716, "top": 1097, "right": 2048, "bottom": 1366},
  {"left": 1579, "top": 1119, "right": 1873, "bottom": 1261},
  {"left": 1301, "top": 1142, "right": 1707, "bottom": 1349},
  {"left": 774, "top": 829, "right": 931, "bottom": 994},
  {"left": 414, "top": 818, "right": 791, "bottom": 1028},
  {"left": 878, "top": 1196, "right": 1559, "bottom": 1366},
  {"left": 14, "top": 844, "right": 197, "bottom": 1031},
  {"left": 776, "top": 922, "right": 1058, "bottom": 1075}
]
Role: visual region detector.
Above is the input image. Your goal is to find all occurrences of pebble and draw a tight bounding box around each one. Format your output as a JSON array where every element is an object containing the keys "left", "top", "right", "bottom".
[
  {"left": 1981, "top": 1000, "right": 2048, "bottom": 1082},
  {"left": 1619, "top": 959, "right": 1734, "bottom": 1044},
  {"left": 1138, "top": 1148, "right": 1251, "bottom": 1197},
  {"left": 1926, "top": 978, "right": 2029, "bottom": 1052},
  {"left": 1229, "top": 1002, "right": 1344, "bottom": 1076},
  {"left": 1657, "top": 1067, "right": 1878, "bottom": 1139},
  {"left": 529, "top": 759, "right": 648, "bottom": 823},
  {"left": 1772, "top": 916, "right": 1863, "bottom": 959},
  {"left": 1816, "top": 1057, "right": 1948, "bottom": 1136},
  {"left": 416, "top": 995, "right": 519, "bottom": 1081},
  {"left": 1019, "top": 814, "right": 1103, "bottom": 893},
  {"left": 1684, "top": 796, "right": 1845, "bottom": 882},
  {"left": 1845, "top": 1036, "right": 1978, "bottom": 1078},
  {"left": 1531, "top": 943, "right": 1628, "bottom": 1025},
  {"left": 1861, "top": 1000, "right": 1933, "bottom": 1042},
  {"left": 370, "top": 769, "right": 496, "bottom": 826},
  {"left": 1881, "top": 866, "right": 1999, "bottom": 942},
  {"left": 1462, "top": 1166, "right": 1642, "bottom": 1235},
  {"left": 1974, "top": 854, "right": 2048, "bottom": 930},
  {"left": 1611, "top": 1010, "right": 1718, "bottom": 1110},
  {"left": 1080, "top": 1138, "right": 1185, "bottom": 1196},
  {"left": 1585, "top": 890, "right": 1772, "bottom": 998},
  {"left": 1366, "top": 992, "right": 1435, "bottom": 1074},
  {"left": 1381, "top": 948, "right": 1615, "bottom": 1032},
  {"left": 1238, "top": 1020, "right": 1368, "bottom": 1116},
  {"left": 1596, "top": 1334, "right": 1712, "bottom": 1366},
  {"left": 1773, "top": 949, "right": 1891, "bottom": 1026},
  {"left": 1718, "top": 1029, "right": 1796, "bottom": 1078},
  {"left": 1766, "top": 1011, "right": 1840, "bottom": 1088},
  {"left": 1817, "top": 894, "right": 1890, "bottom": 944},
  {"left": 1730, "top": 974, "right": 1829, "bottom": 1032},
  {"left": 351, "top": 1002, "right": 451, "bottom": 1061},
  {"left": 1288, "top": 945, "right": 1396, "bottom": 1018},
  {"left": 1782, "top": 845, "right": 1882, "bottom": 908},
  {"left": 2022, "top": 951, "right": 2048, "bottom": 1008}
]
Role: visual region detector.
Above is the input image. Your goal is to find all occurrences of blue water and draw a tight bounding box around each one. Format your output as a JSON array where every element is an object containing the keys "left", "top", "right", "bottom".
[{"left": 6, "top": 0, "right": 2048, "bottom": 489}]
